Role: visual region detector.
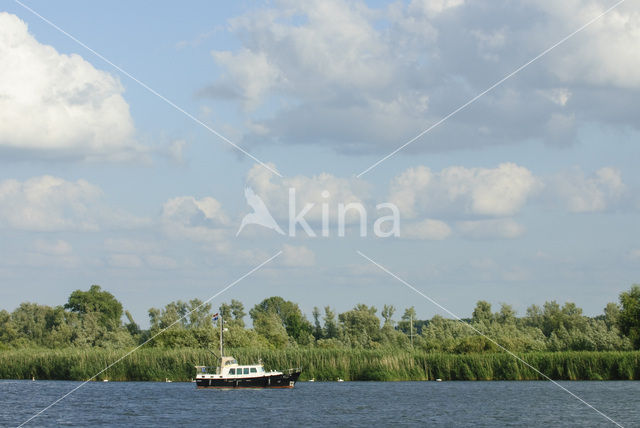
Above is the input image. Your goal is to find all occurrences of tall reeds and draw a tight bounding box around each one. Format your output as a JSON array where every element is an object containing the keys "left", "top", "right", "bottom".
[{"left": 0, "top": 348, "right": 638, "bottom": 381}]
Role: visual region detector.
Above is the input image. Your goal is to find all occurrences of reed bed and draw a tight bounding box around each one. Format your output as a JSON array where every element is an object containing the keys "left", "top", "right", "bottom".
[{"left": 0, "top": 348, "right": 638, "bottom": 381}]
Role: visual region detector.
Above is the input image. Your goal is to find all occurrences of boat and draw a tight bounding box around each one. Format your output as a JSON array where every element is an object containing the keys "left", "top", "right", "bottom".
[{"left": 195, "top": 313, "right": 301, "bottom": 389}]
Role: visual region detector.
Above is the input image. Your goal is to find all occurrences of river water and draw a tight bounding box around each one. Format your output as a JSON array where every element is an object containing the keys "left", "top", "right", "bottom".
[{"left": 1, "top": 380, "right": 639, "bottom": 427}]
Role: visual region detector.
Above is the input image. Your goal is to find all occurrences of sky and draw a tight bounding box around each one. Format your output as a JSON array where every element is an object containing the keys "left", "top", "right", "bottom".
[{"left": 0, "top": 0, "right": 639, "bottom": 328}]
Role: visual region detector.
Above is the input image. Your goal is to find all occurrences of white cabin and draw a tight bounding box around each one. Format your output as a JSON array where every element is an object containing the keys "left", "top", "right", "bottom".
[{"left": 195, "top": 356, "right": 282, "bottom": 380}]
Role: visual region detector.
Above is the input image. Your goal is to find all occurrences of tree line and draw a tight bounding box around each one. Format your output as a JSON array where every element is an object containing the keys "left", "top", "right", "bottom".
[{"left": 1, "top": 284, "right": 639, "bottom": 353}]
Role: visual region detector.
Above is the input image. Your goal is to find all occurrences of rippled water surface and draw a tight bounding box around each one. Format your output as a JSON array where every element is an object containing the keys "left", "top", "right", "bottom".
[{"left": 2, "top": 380, "right": 639, "bottom": 427}]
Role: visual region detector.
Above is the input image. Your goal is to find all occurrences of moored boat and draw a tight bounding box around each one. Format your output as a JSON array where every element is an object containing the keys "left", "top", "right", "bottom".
[{"left": 195, "top": 312, "right": 301, "bottom": 389}]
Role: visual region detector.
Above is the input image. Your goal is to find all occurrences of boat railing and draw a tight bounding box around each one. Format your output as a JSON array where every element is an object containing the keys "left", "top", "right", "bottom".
[{"left": 195, "top": 365, "right": 220, "bottom": 375}]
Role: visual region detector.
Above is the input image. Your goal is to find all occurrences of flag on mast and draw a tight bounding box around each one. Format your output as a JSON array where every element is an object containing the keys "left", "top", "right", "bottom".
[{"left": 212, "top": 313, "right": 219, "bottom": 322}]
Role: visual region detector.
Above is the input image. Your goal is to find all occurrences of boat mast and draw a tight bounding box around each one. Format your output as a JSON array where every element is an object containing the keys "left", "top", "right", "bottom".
[{"left": 219, "top": 312, "right": 224, "bottom": 359}]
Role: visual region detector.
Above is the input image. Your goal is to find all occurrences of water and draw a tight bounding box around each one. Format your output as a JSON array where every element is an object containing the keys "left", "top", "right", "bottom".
[{"left": 1, "top": 380, "right": 639, "bottom": 427}]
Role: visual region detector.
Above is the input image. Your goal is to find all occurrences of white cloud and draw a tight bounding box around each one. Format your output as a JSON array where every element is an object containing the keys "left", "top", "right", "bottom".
[
  {"left": 410, "top": 0, "right": 465, "bottom": 15},
  {"left": 540, "top": 1, "right": 640, "bottom": 89},
  {"left": 551, "top": 167, "right": 624, "bottom": 212},
  {"left": 401, "top": 218, "right": 451, "bottom": 240},
  {"left": 204, "top": 1, "right": 640, "bottom": 154},
  {"left": 245, "top": 163, "right": 369, "bottom": 224},
  {"left": 161, "top": 195, "right": 230, "bottom": 242},
  {"left": 280, "top": 244, "right": 316, "bottom": 267},
  {"left": 390, "top": 163, "right": 539, "bottom": 218},
  {"left": 0, "top": 175, "right": 101, "bottom": 231},
  {"left": 457, "top": 218, "right": 525, "bottom": 240},
  {"left": 0, "top": 175, "right": 148, "bottom": 231},
  {"left": 0, "top": 12, "right": 138, "bottom": 160},
  {"left": 168, "top": 139, "right": 187, "bottom": 163},
  {"left": 212, "top": 49, "right": 282, "bottom": 110}
]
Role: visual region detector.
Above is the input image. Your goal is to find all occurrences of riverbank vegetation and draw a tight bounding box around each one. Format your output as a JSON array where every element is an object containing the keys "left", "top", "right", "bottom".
[
  {"left": 1, "top": 285, "right": 639, "bottom": 381},
  {"left": 0, "top": 348, "right": 638, "bottom": 381}
]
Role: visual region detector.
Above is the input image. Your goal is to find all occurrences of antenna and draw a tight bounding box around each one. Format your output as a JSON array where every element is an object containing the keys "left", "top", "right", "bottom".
[
  {"left": 219, "top": 310, "right": 224, "bottom": 361},
  {"left": 409, "top": 313, "right": 417, "bottom": 348}
]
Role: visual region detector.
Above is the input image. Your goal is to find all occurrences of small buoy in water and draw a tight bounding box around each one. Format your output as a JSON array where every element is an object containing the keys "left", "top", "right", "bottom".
[
  {"left": 435, "top": 378, "right": 442, "bottom": 382},
  {"left": 32, "top": 376, "right": 35, "bottom": 382},
  {"left": 103, "top": 379, "right": 109, "bottom": 382}
]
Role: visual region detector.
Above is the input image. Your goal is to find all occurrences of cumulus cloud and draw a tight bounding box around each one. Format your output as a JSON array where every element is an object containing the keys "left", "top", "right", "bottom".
[
  {"left": 161, "top": 195, "right": 230, "bottom": 242},
  {"left": 550, "top": 167, "right": 625, "bottom": 212},
  {"left": 280, "top": 244, "right": 316, "bottom": 267},
  {"left": 245, "top": 163, "right": 369, "bottom": 225},
  {"left": 0, "top": 175, "right": 146, "bottom": 231},
  {"left": 389, "top": 163, "right": 539, "bottom": 218},
  {"left": 0, "top": 12, "right": 139, "bottom": 160},
  {"left": 202, "top": 0, "right": 640, "bottom": 154}
]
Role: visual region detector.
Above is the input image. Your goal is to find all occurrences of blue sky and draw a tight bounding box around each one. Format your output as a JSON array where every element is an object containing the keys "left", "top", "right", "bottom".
[{"left": 1, "top": 0, "right": 639, "bottom": 327}]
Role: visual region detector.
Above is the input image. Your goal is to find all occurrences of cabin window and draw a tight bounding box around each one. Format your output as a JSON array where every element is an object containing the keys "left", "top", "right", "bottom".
[
  {"left": 229, "top": 368, "right": 235, "bottom": 375},
  {"left": 244, "top": 368, "right": 250, "bottom": 375},
  {"left": 250, "top": 368, "right": 257, "bottom": 373}
]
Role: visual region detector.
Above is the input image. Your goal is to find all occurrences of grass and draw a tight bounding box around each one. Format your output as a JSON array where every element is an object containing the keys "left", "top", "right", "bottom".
[{"left": 0, "top": 348, "right": 638, "bottom": 381}]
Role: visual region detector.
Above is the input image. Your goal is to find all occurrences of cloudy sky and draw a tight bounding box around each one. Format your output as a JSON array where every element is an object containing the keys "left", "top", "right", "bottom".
[{"left": 1, "top": 0, "right": 639, "bottom": 327}]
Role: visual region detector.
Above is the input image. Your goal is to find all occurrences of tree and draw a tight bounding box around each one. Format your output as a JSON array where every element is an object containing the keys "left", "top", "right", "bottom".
[
  {"left": 323, "top": 306, "right": 339, "bottom": 339},
  {"left": 618, "top": 285, "right": 640, "bottom": 348},
  {"left": 220, "top": 299, "right": 246, "bottom": 327},
  {"left": 230, "top": 299, "right": 246, "bottom": 327},
  {"left": 603, "top": 302, "right": 620, "bottom": 330},
  {"left": 253, "top": 312, "right": 289, "bottom": 349},
  {"left": 65, "top": 285, "right": 123, "bottom": 331},
  {"left": 398, "top": 306, "right": 417, "bottom": 334},
  {"left": 339, "top": 304, "right": 381, "bottom": 347},
  {"left": 381, "top": 304, "right": 395, "bottom": 326},
  {"left": 124, "top": 310, "right": 140, "bottom": 336},
  {"left": 250, "top": 296, "right": 312, "bottom": 343},
  {"left": 312, "top": 306, "right": 322, "bottom": 340},
  {"left": 496, "top": 304, "right": 516, "bottom": 324},
  {"left": 472, "top": 301, "right": 493, "bottom": 324}
]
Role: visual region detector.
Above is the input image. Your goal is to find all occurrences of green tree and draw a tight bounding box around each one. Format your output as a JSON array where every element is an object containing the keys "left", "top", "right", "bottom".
[
  {"left": 312, "top": 306, "right": 322, "bottom": 340},
  {"left": 250, "top": 296, "right": 312, "bottom": 344},
  {"left": 497, "top": 304, "right": 516, "bottom": 324},
  {"left": 253, "top": 311, "right": 289, "bottom": 349},
  {"left": 381, "top": 304, "right": 395, "bottom": 326},
  {"left": 0, "top": 310, "right": 17, "bottom": 346},
  {"left": 603, "top": 302, "right": 620, "bottom": 330},
  {"left": 323, "top": 306, "right": 339, "bottom": 339},
  {"left": 472, "top": 301, "right": 493, "bottom": 323},
  {"left": 65, "top": 285, "right": 123, "bottom": 331},
  {"left": 618, "top": 285, "right": 640, "bottom": 348},
  {"left": 339, "top": 304, "right": 381, "bottom": 348},
  {"left": 398, "top": 306, "right": 417, "bottom": 334}
]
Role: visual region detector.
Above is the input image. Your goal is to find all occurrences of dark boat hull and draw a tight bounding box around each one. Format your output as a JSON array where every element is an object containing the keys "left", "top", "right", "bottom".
[{"left": 196, "top": 370, "right": 301, "bottom": 389}]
